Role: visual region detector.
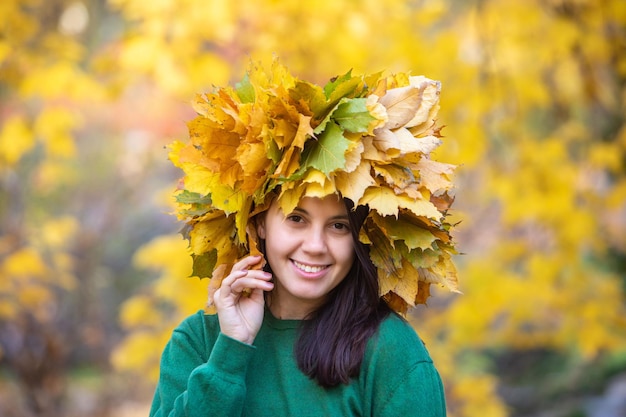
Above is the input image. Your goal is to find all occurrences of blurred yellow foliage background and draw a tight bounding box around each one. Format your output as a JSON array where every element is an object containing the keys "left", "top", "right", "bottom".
[{"left": 1, "top": 0, "right": 625, "bottom": 416}]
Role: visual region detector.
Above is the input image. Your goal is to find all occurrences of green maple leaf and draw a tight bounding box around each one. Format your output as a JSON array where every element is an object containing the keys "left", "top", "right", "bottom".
[
  {"left": 323, "top": 69, "right": 354, "bottom": 98},
  {"left": 290, "top": 80, "right": 328, "bottom": 119},
  {"left": 300, "top": 122, "right": 349, "bottom": 175},
  {"left": 332, "top": 98, "right": 376, "bottom": 133},
  {"left": 191, "top": 250, "right": 217, "bottom": 278},
  {"left": 377, "top": 214, "right": 437, "bottom": 250},
  {"left": 235, "top": 74, "right": 255, "bottom": 103},
  {"left": 175, "top": 190, "right": 212, "bottom": 205}
]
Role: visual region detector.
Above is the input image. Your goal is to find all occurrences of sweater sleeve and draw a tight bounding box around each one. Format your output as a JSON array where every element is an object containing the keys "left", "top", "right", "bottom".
[{"left": 149, "top": 313, "right": 256, "bottom": 417}]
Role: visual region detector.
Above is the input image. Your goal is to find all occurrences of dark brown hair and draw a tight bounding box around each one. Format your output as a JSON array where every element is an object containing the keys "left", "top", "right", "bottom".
[{"left": 259, "top": 198, "right": 391, "bottom": 387}]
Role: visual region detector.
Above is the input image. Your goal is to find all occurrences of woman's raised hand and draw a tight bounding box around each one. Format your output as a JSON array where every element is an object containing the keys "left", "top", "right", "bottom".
[{"left": 213, "top": 255, "right": 274, "bottom": 345}]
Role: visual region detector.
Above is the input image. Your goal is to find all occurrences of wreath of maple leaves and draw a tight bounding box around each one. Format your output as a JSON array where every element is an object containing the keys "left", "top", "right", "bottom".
[{"left": 170, "top": 60, "right": 460, "bottom": 314}]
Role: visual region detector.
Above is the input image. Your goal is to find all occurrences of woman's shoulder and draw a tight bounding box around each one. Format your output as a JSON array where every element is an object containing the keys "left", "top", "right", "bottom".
[
  {"left": 172, "top": 310, "right": 221, "bottom": 345},
  {"left": 370, "top": 312, "right": 433, "bottom": 363}
]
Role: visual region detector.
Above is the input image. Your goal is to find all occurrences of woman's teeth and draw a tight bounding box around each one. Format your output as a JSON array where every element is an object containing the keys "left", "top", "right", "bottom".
[{"left": 294, "top": 261, "right": 326, "bottom": 273}]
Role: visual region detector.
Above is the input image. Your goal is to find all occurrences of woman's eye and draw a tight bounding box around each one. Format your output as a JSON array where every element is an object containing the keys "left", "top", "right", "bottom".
[
  {"left": 287, "top": 215, "right": 303, "bottom": 223},
  {"left": 332, "top": 222, "right": 350, "bottom": 231}
]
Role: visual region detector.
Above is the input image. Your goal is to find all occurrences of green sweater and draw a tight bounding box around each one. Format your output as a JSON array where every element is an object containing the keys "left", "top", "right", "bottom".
[{"left": 149, "top": 309, "right": 446, "bottom": 417}]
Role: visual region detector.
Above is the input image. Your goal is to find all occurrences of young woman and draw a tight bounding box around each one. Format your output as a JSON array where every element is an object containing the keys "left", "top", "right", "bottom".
[
  {"left": 149, "top": 195, "right": 447, "bottom": 416},
  {"left": 149, "top": 61, "right": 458, "bottom": 416}
]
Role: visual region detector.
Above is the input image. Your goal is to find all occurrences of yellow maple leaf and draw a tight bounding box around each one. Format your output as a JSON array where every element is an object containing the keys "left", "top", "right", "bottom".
[
  {"left": 237, "top": 141, "right": 270, "bottom": 193},
  {"left": 418, "top": 254, "right": 459, "bottom": 293},
  {"left": 303, "top": 172, "right": 337, "bottom": 198},
  {"left": 274, "top": 145, "right": 302, "bottom": 179},
  {"left": 416, "top": 158, "right": 456, "bottom": 193},
  {"left": 177, "top": 142, "right": 220, "bottom": 171},
  {"left": 373, "top": 164, "right": 414, "bottom": 190},
  {"left": 189, "top": 215, "right": 236, "bottom": 259},
  {"left": 378, "top": 268, "right": 400, "bottom": 297},
  {"left": 404, "top": 77, "right": 441, "bottom": 130},
  {"left": 378, "top": 85, "right": 423, "bottom": 130},
  {"left": 360, "top": 186, "right": 442, "bottom": 219},
  {"left": 180, "top": 164, "right": 221, "bottom": 197},
  {"left": 293, "top": 114, "right": 314, "bottom": 148},
  {"left": 277, "top": 182, "right": 307, "bottom": 216},
  {"left": 370, "top": 128, "right": 401, "bottom": 157},
  {"left": 342, "top": 138, "right": 364, "bottom": 172},
  {"left": 396, "top": 130, "right": 442, "bottom": 155},
  {"left": 393, "top": 259, "right": 420, "bottom": 305},
  {"left": 335, "top": 160, "right": 375, "bottom": 204}
]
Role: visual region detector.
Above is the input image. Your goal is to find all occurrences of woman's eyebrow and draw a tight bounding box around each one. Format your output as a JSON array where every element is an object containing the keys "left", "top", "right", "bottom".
[{"left": 291, "top": 207, "right": 350, "bottom": 221}]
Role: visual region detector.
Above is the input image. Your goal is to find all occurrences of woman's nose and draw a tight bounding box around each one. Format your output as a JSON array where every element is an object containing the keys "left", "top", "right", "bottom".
[{"left": 301, "top": 227, "right": 327, "bottom": 253}]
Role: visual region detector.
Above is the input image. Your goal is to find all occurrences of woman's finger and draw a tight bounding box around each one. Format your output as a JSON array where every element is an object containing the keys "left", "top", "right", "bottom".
[
  {"left": 231, "top": 255, "right": 263, "bottom": 272},
  {"left": 229, "top": 276, "right": 274, "bottom": 294}
]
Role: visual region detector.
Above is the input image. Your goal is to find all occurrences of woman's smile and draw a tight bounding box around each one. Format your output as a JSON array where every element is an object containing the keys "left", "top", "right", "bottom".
[{"left": 292, "top": 260, "right": 330, "bottom": 276}]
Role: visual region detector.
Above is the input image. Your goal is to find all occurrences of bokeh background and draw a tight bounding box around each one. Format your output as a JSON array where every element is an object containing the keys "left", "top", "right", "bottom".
[{"left": 1, "top": 0, "right": 625, "bottom": 416}]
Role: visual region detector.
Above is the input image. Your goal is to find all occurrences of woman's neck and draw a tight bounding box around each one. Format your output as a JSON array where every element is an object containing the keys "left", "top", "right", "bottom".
[{"left": 266, "top": 293, "right": 319, "bottom": 320}]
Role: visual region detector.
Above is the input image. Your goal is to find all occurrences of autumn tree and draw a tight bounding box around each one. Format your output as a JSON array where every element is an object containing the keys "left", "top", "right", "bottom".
[{"left": 1, "top": 0, "right": 183, "bottom": 415}]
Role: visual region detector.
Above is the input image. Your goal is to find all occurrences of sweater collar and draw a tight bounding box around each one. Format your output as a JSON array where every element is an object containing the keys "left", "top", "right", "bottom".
[{"left": 264, "top": 306, "right": 302, "bottom": 330}]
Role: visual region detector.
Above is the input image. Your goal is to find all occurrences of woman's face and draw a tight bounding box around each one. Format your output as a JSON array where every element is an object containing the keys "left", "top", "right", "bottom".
[{"left": 257, "top": 195, "right": 355, "bottom": 319}]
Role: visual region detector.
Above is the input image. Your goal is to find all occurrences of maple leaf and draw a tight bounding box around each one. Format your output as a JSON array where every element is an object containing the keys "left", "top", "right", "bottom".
[
  {"left": 235, "top": 73, "right": 255, "bottom": 103},
  {"left": 176, "top": 142, "right": 220, "bottom": 171},
  {"left": 188, "top": 213, "right": 236, "bottom": 258},
  {"left": 181, "top": 165, "right": 222, "bottom": 197},
  {"left": 360, "top": 186, "right": 442, "bottom": 219},
  {"left": 378, "top": 85, "right": 423, "bottom": 130},
  {"left": 246, "top": 222, "right": 265, "bottom": 264},
  {"left": 372, "top": 213, "right": 437, "bottom": 251},
  {"left": 406, "top": 247, "right": 441, "bottom": 269},
  {"left": 371, "top": 128, "right": 401, "bottom": 157},
  {"left": 364, "top": 219, "right": 403, "bottom": 272},
  {"left": 417, "top": 157, "right": 456, "bottom": 193},
  {"left": 274, "top": 145, "right": 302, "bottom": 179},
  {"left": 335, "top": 160, "right": 375, "bottom": 204},
  {"left": 277, "top": 182, "right": 306, "bottom": 215},
  {"left": 363, "top": 135, "right": 395, "bottom": 163},
  {"left": 236, "top": 141, "right": 270, "bottom": 193},
  {"left": 373, "top": 163, "right": 415, "bottom": 189},
  {"left": 191, "top": 93, "right": 237, "bottom": 132},
  {"left": 393, "top": 259, "right": 419, "bottom": 305},
  {"left": 303, "top": 176, "right": 338, "bottom": 199},
  {"left": 191, "top": 250, "right": 217, "bottom": 279},
  {"left": 395, "top": 129, "right": 442, "bottom": 155},
  {"left": 383, "top": 292, "right": 410, "bottom": 315},
  {"left": 290, "top": 80, "right": 328, "bottom": 119},
  {"left": 378, "top": 268, "right": 399, "bottom": 298},
  {"left": 293, "top": 114, "right": 314, "bottom": 148},
  {"left": 414, "top": 255, "right": 459, "bottom": 297},
  {"left": 323, "top": 69, "right": 356, "bottom": 99},
  {"left": 404, "top": 76, "right": 441, "bottom": 130},
  {"left": 300, "top": 122, "right": 349, "bottom": 175},
  {"left": 204, "top": 263, "right": 230, "bottom": 314},
  {"left": 342, "top": 139, "right": 364, "bottom": 173},
  {"left": 331, "top": 98, "right": 377, "bottom": 133},
  {"left": 208, "top": 184, "right": 247, "bottom": 215},
  {"left": 414, "top": 281, "right": 432, "bottom": 306}
]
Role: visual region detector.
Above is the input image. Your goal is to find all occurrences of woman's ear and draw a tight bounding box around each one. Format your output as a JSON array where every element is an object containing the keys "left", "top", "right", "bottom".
[{"left": 256, "top": 216, "right": 266, "bottom": 239}]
